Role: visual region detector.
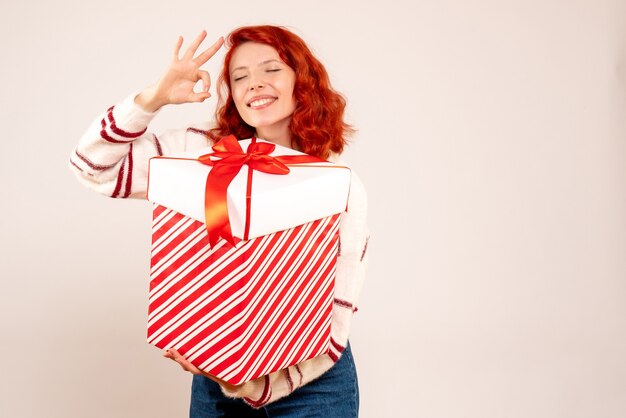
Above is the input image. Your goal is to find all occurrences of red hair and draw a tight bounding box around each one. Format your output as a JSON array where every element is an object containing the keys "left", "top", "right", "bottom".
[{"left": 209, "top": 25, "right": 353, "bottom": 160}]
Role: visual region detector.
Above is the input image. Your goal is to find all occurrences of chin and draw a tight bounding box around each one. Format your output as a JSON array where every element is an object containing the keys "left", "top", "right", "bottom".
[{"left": 247, "top": 117, "right": 290, "bottom": 133}]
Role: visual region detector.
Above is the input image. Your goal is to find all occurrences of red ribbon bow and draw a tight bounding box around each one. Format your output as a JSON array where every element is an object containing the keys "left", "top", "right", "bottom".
[{"left": 197, "top": 135, "right": 326, "bottom": 248}]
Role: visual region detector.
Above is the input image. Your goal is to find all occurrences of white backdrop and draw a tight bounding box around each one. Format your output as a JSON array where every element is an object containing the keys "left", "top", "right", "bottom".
[{"left": 1, "top": 1, "right": 625, "bottom": 417}]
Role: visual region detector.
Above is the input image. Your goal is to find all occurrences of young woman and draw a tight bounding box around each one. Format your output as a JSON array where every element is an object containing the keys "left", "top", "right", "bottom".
[{"left": 70, "top": 25, "right": 369, "bottom": 417}]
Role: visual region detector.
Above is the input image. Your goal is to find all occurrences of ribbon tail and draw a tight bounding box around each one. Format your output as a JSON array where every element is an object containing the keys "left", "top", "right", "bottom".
[
  {"left": 204, "top": 164, "right": 242, "bottom": 248},
  {"left": 208, "top": 223, "right": 236, "bottom": 248},
  {"left": 220, "top": 223, "right": 238, "bottom": 247}
]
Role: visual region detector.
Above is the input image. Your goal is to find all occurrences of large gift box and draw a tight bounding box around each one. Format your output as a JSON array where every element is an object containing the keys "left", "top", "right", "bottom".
[{"left": 146, "top": 136, "right": 351, "bottom": 385}]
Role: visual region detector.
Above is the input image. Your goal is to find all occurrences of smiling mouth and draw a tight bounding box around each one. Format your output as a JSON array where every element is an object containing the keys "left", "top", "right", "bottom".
[{"left": 248, "top": 97, "right": 277, "bottom": 109}]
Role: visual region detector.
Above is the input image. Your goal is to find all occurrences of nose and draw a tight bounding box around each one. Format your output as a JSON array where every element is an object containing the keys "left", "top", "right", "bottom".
[
  {"left": 248, "top": 81, "right": 264, "bottom": 91},
  {"left": 248, "top": 72, "right": 265, "bottom": 91}
]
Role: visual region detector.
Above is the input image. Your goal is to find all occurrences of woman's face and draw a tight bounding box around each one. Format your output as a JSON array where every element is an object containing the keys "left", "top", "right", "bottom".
[{"left": 229, "top": 42, "right": 297, "bottom": 137}]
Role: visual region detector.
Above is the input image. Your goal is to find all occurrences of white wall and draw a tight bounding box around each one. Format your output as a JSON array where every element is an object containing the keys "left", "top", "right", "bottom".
[{"left": 1, "top": 0, "right": 625, "bottom": 417}]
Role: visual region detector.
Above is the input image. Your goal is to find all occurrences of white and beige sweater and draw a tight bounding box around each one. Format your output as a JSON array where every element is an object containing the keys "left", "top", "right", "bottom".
[{"left": 69, "top": 92, "right": 369, "bottom": 408}]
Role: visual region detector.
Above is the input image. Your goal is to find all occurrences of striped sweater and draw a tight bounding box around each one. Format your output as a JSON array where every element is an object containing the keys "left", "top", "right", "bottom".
[{"left": 69, "top": 92, "right": 369, "bottom": 408}]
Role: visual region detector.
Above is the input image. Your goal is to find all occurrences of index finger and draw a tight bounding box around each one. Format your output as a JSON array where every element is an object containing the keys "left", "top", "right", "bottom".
[
  {"left": 182, "top": 30, "right": 208, "bottom": 60},
  {"left": 193, "top": 36, "right": 225, "bottom": 65}
]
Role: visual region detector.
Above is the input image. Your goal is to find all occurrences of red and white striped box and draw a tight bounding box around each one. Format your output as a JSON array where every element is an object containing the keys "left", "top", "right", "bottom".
[
  {"left": 146, "top": 138, "right": 350, "bottom": 384},
  {"left": 148, "top": 205, "right": 340, "bottom": 384}
]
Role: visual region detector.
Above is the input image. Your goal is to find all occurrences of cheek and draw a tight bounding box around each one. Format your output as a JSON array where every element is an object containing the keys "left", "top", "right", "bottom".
[
  {"left": 232, "top": 87, "right": 248, "bottom": 113},
  {"left": 284, "top": 78, "right": 296, "bottom": 106},
  {"left": 286, "top": 84, "right": 297, "bottom": 109},
  {"left": 231, "top": 86, "right": 244, "bottom": 105}
]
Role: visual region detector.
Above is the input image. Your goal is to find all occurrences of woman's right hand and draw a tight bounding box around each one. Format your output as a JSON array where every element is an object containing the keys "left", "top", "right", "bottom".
[
  {"left": 135, "top": 30, "right": 225, "bottom": 112},
  {"left": 164, "top": 348, "right": 244, "bottom": 393}
]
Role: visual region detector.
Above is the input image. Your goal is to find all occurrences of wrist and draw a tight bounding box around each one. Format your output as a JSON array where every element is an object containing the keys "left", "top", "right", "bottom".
[{"left": 134, "top": 85, "right": 166, "bottom": 113}]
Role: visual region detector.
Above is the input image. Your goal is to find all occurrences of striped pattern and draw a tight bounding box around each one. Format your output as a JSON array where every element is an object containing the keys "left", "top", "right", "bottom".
[
  {"left": 333, "top": 297, "right": 357, "bottom": 313},
  {"left": 327, "top": 336, "right": 345, "bottom": 362},
  {"left": 100, "top": 105, "right": 147, "bottom": 143},
  {"left": 111, "top": 143, "right": 133, "bottom": 198},
  {"left": 244, "top": 375, "right": 272, "bottom": 407},
  {"left": 147, "top": 204, "right": 340, "bottom": 385},
  {"left": 186, "top": 127, "right": 212, "bottom": 137},
  {"left": 73, "top": 149, "right": 117, "bottom": 171},
  {"left": 152, "top": 134, "right": 163, "bottom": 156}
]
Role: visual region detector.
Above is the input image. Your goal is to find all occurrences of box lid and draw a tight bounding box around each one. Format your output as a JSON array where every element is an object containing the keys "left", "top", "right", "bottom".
[{"left": 147, "top": 138, "right": 351, "bottom": 240}]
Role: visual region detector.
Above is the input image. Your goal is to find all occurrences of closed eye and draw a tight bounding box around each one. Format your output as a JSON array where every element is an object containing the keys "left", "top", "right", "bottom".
[{"left": 233, "top": 75, "right": 247, "bottom": 82}]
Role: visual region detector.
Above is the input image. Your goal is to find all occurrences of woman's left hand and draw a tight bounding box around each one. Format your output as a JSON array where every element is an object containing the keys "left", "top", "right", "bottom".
[{"left": 163, "top": 348, "right": 242, "bottom": 392}]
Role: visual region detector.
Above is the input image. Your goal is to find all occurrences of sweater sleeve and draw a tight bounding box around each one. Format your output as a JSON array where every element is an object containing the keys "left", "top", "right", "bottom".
[
  {"left": 69, "top": 91, "right": 212, "bottom": 199},
  {"left": 220, "top": 169, "right": 370, "bottom": 408}
]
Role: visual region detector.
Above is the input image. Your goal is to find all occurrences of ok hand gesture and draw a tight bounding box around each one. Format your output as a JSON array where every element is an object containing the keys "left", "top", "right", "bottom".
[{"left": 136, "top": 30, "right": 224, "bottom": 112}]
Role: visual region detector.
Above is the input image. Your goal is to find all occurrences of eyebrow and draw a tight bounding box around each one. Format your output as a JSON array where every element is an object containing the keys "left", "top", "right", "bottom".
[{"left": 230, "top": 59, "right": 283, "bottom": 75}]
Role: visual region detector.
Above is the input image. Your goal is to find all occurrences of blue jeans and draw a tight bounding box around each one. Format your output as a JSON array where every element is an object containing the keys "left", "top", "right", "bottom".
[{"left": 189, "top": 341, "right": 359, "bottom": 417}]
